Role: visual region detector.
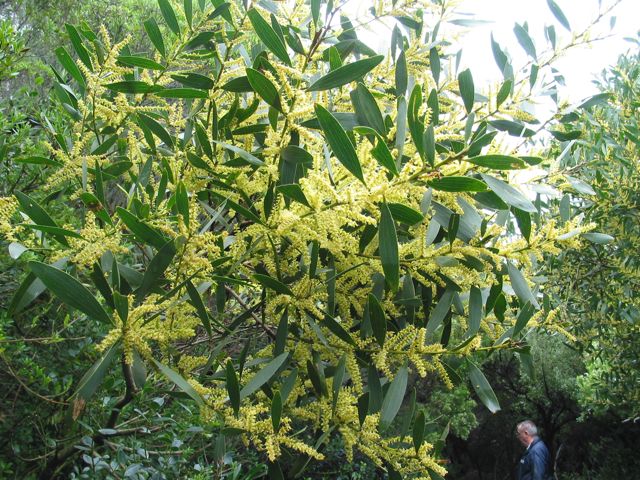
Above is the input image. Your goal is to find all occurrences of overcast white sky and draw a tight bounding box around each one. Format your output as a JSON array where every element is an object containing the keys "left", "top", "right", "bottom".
[
  {"left": 456, "top": 0, "right": 639, "bottom": 102},
  {"left": 347, "top": 0, "right": 639, "bottom": 104}
]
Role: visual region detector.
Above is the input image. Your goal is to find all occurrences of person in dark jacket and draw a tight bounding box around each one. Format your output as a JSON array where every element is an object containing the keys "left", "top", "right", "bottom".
[{"left": 516, "top": 420, "right": 551, "bottom": 480}]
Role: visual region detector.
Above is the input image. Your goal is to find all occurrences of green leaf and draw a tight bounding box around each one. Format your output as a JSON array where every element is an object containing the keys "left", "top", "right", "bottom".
[
  {"left": 350, "top": 83, "right": 386, "bottom": 134},
  {"left": 131, "top": 350, "right": 147, "bottom": 390},
  {"left": 308, "top": 55, "right": 384, "bottom": 91},
  {"left": 253, "top": 274, "right": 294, "bottom": 296},
  {"left": 332, "top": 356, "right": 347, "bottom": 411},
  {"left": 546, "top": 24, "right": 557, "bottom": 49},
  {"left": 276, "top": 184, "right": 310, "bottom": 208},
  {"left": 113, "top": 291, "right": 128, "bottom": 323},
  {"left": 55, "top": 47, "right": 85, "bottom": 89},
  {"left": 513, "top": 207, "right": 531, "bottom": 242},
  {"left": 271, "top": 391, "right": 283, "bottom": 432},
  {"left": 426, "top": 289, "right": 453, "bottom": 336},
  {"left": 275, "top": 309, "right": 288, "bottom": 356},
  {"left": 135, "top": 240, "right": 177, "bottom": 301},
  {"left": 467, "top": 360, "right": 500, "bottom": 413},
  {"left": 184, "top": 0, "right": 193, "bottom": 27},
  {"left": 195, "top": 122, "right": 212, "bottom": 159},
  {"left": 546, "top": 0, "right": 571, "bottom": 31},
  {"left": 513, "top": 302, "right": 535, "bottom": 338},
  {"left": 379, "top": 202, "right": 399, "bottom": 292},
  {"left": 300, "top": 112, "right": 358, "bottom": 131},
  {"left": 144, "top": 18, "right": 166, "bottom": 57},
  {"left": 315, "top": 104, "right": 364, "bottom": 184},
  {"left": 321, "top": 313, "right": 356, "bottom": 346},
  {"left": 240, "top": 352, "right": 289, "bottom": 399},
  {"left": 427, "top": 88, "right": 439, "bottom": 125},
  {"left": 480, "top": 174, "right": 536, "bottom": 212},
  {"left": 153, "top": 358, "right": 204, "bottom": 405},
  {"left": 118, "top": 55, "right": 165, "bottom": 70},
  {"left": 247, "top": 9, "right": 291, "bottom": 66},
  {"left": 458, "top": 68, "right": 475, "bottom": 113},
  {"left": 307, "top": 358, "right": 327, "bottom": 397},
  {"left": 396, "top": 50, "right": 408, "bottom": 96},
  {"left": 582, "top": 232, "right": 614, "bottom": 244},
  {"left": 138, "top": 113, "right": 174, "bottom": 149},
  {"left": 208, "top": 191, "right": 264, "bottom": 225},
  {"left": 65, "top": 24, "right": 92, "bottom": 70},
  {"left": 467, "top": 286, "right": 482, "bottom": 338},
  {"left": 353, "top": 126, "right": 398, "bottom": 176},
  {"left": 311, "top": 0, "right": 320, "bottom": 26},
  {"left": 408, "top": 84, "right": 424, "bottom": 158},
  {"left": 267, "top": 462, "right": 284, "bottom": 480},
  {"left": 29, "top": 261, "right": 111, "bottom": 323},
  {"left": 71, "top": 342, "right": 119, "bottom": 419},
  {"left": 90, "top": 136, "right": 117, "bottom": 157},
  {"left": 497, "top": 79, "right": 512, "bottom": 107},
  {"left": 158, "top": 0, "right": 181, "bottom": 35},
  {"left": 8, "top": 259, "right": 67, "bottom": 315},
  {"left": 424, "top": 125, "right": 435, "bottom": 166},
  {"left": 116, "top": 207, "right": 168, "bottom": 249},
  {"left": 221, "top": 76, "right": 253, "bottom": 92},
  {"left": 175, "top": 181, "right": 189, "bottom": 227},
  {"left": 246, "top": 68, "right": 282, "bottom": 112},
  {"left": 226, "top": 360, "right": 240, "bottom": 415},
  {"left": 491, "top": 33, "right": 509, "bottom": 74},
  {"left": 15, "top": 191, "right": 69, "bottom": 246},
  {"left": 212, "top": 141, "right": 265, "bottom": 166},
  {"left": 489, "top": 119, "right": 536, "bottom": 137},
  {"left": 368, "top": 293, "right": 386, "bottom": 346},
  {"left": 380, "top": 365, "right": 408, "bottom": 430},
  {"left": 280, "top": 368, "right": 297, "bottom": 405},
  {"left": 387, "top": 203, "right": 423, "bottom": 225},
  {"left": 367, "top": 366, "right": 383, "bottom": 414},
  {"left": 466, "top": 154, "right": 527, "bottom": 170},
  {"left": 280, "top": 145, "right": 312, "bottom": 183},
  {"left": 170, "top": 72, "right": 214, "bottom": 89},
  {"left": 19, "top": 224, "right": 82, "bottom": 239},
  {"left": 157, "top": 88, "right": 209, "bottom": 98},
  {"left": 507, "top": 261, "right": 539, "bottom": 308},
  {"left": 550, "top": 130, "right": 581, "bottom": 141},
  {"left": 209, "top": 0, "right": 232, "bottom": 24},
  {"left": 413, "top": 410, "right": 426, "bottom": 453},
  {"left": 105, "top": 81, "right": 163, "bottom": 94},
  {"left": 328, "top": 46, "right": 343, "bottom": 70},
  {"left": 430, "top": 47, "right": 440, "bottom": 85},
  {"left": 428, "top": 176, "right": 488, "bottom": 192},
  {"left": 186, "top": 281, "right": 212, "bottom": 337},
  {"left": 14, "top": 156, "right": 61, "bottom": 167},
  {"left": 514, "top": 23, "right": 537, "bottom": 59},
  {"left": 578, "top": 93, "right": 611, "bottom": 109}
]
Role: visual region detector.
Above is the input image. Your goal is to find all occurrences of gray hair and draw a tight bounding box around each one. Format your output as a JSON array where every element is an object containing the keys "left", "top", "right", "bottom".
[{"left": 517, "top": 420, "right": 538, "bottom": 436}]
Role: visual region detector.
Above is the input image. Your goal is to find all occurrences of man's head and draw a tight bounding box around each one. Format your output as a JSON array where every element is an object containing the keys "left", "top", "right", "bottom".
[{"left": 516, "top": 420, "right": 538, "bottom": 447}]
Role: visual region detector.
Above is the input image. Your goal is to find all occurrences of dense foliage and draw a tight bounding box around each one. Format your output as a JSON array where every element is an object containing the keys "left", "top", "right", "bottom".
[
  {"left": 546, "top": 46, "right": 640, "bottom": 420},
  {"left": 1, "top": 0, "right": 636, "bottom": 479}
]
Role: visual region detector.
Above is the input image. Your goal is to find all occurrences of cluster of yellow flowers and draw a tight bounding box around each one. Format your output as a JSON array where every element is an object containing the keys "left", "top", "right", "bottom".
[
  {"left": 0, "top": 0, "right": 594, "bottom": 476},
  {"left": 0, "top": 197, "right": 18, "bottom": 242}
]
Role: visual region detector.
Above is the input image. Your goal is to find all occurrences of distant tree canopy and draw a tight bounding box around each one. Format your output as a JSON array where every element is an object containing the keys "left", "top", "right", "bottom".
[
  {"left": 0, "top": 0, "right": 632, "bottom": 478},
  {"left": 546, "top": 47, "right": 640, "bottom": 421}
]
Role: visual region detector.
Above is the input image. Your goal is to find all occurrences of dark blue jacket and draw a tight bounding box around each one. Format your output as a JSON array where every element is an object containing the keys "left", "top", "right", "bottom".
[{"left": 518, "top": 437, "right": 551, "bottom": 480}]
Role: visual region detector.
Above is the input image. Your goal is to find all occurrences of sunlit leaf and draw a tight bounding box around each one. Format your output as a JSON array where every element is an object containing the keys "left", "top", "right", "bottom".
[
  {"left": 315, "top": 104, "right": 364, "bottom": 183},
  {"left": 467, "top": 360, "right": 500, "bottom": 413},
  {"left": 29, "top": 261, "right": 111, "bottom": 324},
  {"left": 380, "top": 365, "right": 408, "bottom": 430},
  {"left": 308, "top": 55, "right": 384, "bottom": 91},
  {"left": 379, "top": 202, "right": 399, "bottom": 291},
  {"left": 240, "top": 352, "right": 289, "bottom": 399}
]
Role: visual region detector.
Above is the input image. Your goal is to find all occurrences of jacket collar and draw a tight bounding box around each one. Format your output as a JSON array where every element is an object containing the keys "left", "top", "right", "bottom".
[{"left": 527, "top": 436, "right": 541, "bottom": 450}]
